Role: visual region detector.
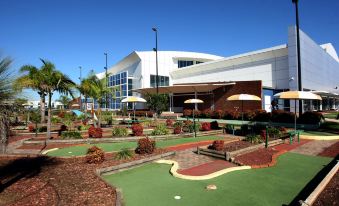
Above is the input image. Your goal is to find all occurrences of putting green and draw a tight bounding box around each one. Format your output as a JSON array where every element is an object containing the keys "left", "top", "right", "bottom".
[
  {"left": 103, "top": 153, "right": 331, "bottom": 206},
  {"left": 47, "top": 136, "right": 224, "bottom": 157}
]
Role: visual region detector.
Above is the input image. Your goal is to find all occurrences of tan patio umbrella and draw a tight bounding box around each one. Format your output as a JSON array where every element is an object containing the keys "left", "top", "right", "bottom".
[
  {"left": 184, "top": 99, "right": 204, "bottom": 137},
  {"left": 226, "top": 94, "right": 261, "bottom": 121},
  {"left": 274, "top": 91, "right": 322, "bottom": 136},
  {"left": 121, "top": 96, "right": 147, "bottom": 121}
]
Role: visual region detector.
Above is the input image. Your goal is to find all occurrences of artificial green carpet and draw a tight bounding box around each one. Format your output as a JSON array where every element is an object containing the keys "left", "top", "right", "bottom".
[
  {"left": 47, "top": 136, "right": 223, "bottom": 157},
  {"left": 103, "top": 153, "right": 331, "bottom": 206}
]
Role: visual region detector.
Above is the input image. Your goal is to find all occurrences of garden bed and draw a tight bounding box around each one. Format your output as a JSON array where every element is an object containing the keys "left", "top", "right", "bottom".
[
  {"left": 0, "top": 148, "right": 169, "bottom": 206},
  {"left": 234, "top": 148, "right": 279, "bottom": 167}
]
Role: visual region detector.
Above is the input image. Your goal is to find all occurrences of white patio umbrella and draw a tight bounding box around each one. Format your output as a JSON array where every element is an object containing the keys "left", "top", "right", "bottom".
[
  {"left": 274, "top": 91, "right": 322, "bottom": 136},
  {"left": 226, "top": 94, "right": 261, "bottom": 121},
  {"left": 121, "top": 96, "right": 147, "bottom": 121},
  {"left": 184, "top": 99, "right": 204, "bottom": 137}
]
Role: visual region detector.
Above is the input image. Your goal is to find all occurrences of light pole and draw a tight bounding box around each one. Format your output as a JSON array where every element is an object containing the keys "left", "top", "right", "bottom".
[
  {"left": 79, "top": 66, "right": 82, "bottom": 111},
  {"left": 292, "top": 0, "right": 303, "bottom": 115},
  {"left": 104, "top": 52, "right": 108, "bottom": 111},
  {"left": 152, "top": 27, "right": 159, "bottom": 94}
]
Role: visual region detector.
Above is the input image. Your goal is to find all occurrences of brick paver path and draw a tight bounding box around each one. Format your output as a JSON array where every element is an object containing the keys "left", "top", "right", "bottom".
[{"left": 289, "top": 140, "right": 338, "bottom": 156}]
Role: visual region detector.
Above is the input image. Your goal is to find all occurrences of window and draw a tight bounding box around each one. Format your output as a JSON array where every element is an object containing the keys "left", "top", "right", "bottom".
[
  {"left": 196, "top": 61, "right": 204, "bottom": 64},
  {"left": 178, "top": 60, "right": 193, "bottom": 68},
  {"left": 150, "top": 75, "right": 169, "bottom": 87}
]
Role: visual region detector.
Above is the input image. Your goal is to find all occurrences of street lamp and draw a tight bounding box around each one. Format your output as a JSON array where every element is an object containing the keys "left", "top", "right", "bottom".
[
  {"left": 152, "top": 27, "right": 159, "bottom": 94},
  {"left": 79, "top": 66, "right": 82, "bottom": 111},
  {"left": 104, "top": 52, "right": 108, "bottom": 111},
  {"left": 292, "top": 0, "right": 303, "bottom": 115}
]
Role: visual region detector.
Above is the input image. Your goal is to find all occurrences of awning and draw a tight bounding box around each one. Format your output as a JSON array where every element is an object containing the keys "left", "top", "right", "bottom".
[{"left": 132, "top": 82, "right": 236, "bottom": 94}]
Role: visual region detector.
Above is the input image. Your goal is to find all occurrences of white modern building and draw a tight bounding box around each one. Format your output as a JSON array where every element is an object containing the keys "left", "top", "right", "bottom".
[{"left": 99, "top": 26, "right": 339, "bottom": 112}]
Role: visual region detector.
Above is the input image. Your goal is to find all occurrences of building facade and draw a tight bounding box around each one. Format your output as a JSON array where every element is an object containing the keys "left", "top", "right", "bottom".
[{"left": 98, "top": 26, "right": 339, "bottom": 112}]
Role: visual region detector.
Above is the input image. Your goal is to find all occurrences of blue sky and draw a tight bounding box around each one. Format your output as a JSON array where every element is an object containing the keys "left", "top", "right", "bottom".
[{"left": 1, "top": 0, "right": 338, "bottom": 100}]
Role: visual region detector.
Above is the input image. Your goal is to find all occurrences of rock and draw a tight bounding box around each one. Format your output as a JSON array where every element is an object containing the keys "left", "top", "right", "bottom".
[{"left": 206, "top": 184, "right": 217, "bottom": 190}]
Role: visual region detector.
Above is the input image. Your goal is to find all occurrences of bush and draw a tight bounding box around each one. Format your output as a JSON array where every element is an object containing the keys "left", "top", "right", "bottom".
[
  {"left": 201, "top": 122, "right": 211, "bottom": 131},
  {"left": 78, "top": 124, "right": 90, "bottom": 131},
  {"left": 173, "top": 121, "right": 183, "bottom": 128},
  {"left": 115, "top": 148, "right": 133, "bottom": 160},
  {"left": 271, "top": 110, "right": 294, "bottom": 123},
  {"left": 210, "top": 121, "right": 219, "bottom": 130},
  {"left": 211, "top": 110, "right": 223, "bottom": 119},
  {"left": 298, "top": 111, "right": 324, "bottom": 124},
  {"left": 61, "top": 131, "right": 82, "bottom": 139},
  {"left": 243, "top": 110, "right": 256, "bottom": 121},
  {"left": 28, "top": 125, "right": 35, "bottom": 132},
  {"left": 267, "top": 127, "right": 281, "bottom": 139},
  {"left": 135, "top": 137, "right": 156, "bottom": 154},
  {"left": 223, "top": 111, "right": 240, "bottom": 120},
  {"left": 208, "top": 140, "right": 224, "bottom": 151},
  {"left": 88, "top": 126, "right": 103, "bottom": 138},
  {"left": 51, "top": 117, "right": 60, "bottom": 124},
  {"left": 253, "top": 110, "right": 271, "bottom": 122},
  {"left": 173, "top": 126, "right": 182, "bottom": 134},
  {"left": 86, "top": 146, "right": 105, "bottom": 164},
  {"left": 201, "top": 109, "right": 212, "bottom": 118},
  {"left": 245, "top": 134, "right": 262, "bottom": 144},
  {"left": 58, "top": 125, "right": 68, "bottom": 136},
  {"left": 112, "top": 127, "right": 128, "bottom": 137},
  {"left": 166, "top": 119, "right": 173, "bottom": 127},
  {"left": 131, "top": 123, "right": 143, "bottom": 136},
  {"left": 183, "top": 109, "right": 192, "bottom": 117},
  {"left": 151, "top": 124, "right": 169, "bottom": 136}
]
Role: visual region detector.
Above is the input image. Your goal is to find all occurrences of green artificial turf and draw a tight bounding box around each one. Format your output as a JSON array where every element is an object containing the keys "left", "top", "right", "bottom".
[
  {"left": 301, "top": 131, "right": 338, "bottom": 136},
  {"left": 47, "top": 136, "right": 223, "bottom": 157},
  {"left": 323, "top": 112, "right": 338, "bottom": 119},
  {"left": 103, "top": 153, "right": 331, "bottom": 206}
]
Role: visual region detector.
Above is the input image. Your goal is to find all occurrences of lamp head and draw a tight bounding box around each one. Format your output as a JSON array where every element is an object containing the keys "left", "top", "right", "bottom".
[
  {"left": 152, "top": 27, "right": 157, "bottom": 32},
  {"left": 153, "top": 48, "right": 157, "bottom": 52}
]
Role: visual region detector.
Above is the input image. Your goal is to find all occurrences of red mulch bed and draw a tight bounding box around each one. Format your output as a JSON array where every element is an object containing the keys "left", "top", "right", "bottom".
[
  {"left": 313, "top": 171, "right": 339, "bottom": 206},
  {"left": 8, "top": 136, "right": 32, "bottom": 144},
  {"left": 222, "top": 140, "right": 253, "bottom": 152},
  {"left": 318, "top": 141, "right": 339, "bottom": 158},
  {"left": 234, "top": 148, "right": 279, "bottom": 166},
  {"left": 178, "top": 160, "right": 237, "bottom": 176},
  {"left": 0, "top": 149, "right": 168, "bottom": 206}
]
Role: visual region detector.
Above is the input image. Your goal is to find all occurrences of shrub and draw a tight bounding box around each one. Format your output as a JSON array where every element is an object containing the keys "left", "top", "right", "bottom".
[
  {"left": 58, "top": 125, "right": 68, "bottom": 136},
  {"left": 243, "top": 110, "right": 256, "bottom": 121},
  {"left": 271, "top": 110, "right": 294, "bottom": 123},
  {"left": 173, "top": 126, "right": 182, "bottom": 134},
  {"left": 135, "top": 137, "right": 156, "bottom": 154},
  {"left": 166, "top": 119, "right": 173, "bottom": 127},
  {"left": 210, "top": 121, "right": 219, "bottom": 130},
  {"left": 61, "top": 131, "right": 82, "bottom": 139},
  {"left": 173, "top": 121, "right": 183, "bottom": 128},
  {"left": 193, "top": 110, "right": 201, "bottom": 118},
  {"left": 298, "top": 111, "right": 324, "bottom": 124},
  {"left": 245, "top": 134, "right": 262, "bottom": 144},
  {"left": 211, "top": 110, "right": 223, "bottom": 119},
  {"left": 88, "top": 126, "right": 103, "bottom": 138},
  {"left": 183, "top": 109, "right": 192, "bottom": 117},
  {"left": 58, "top": 112, "right": 65, "bottom": 118},
  {"left": 253, "top": 110, "right": 271, "bottom": 122},
  {"left": 115, "top": 148, "right": 133, "bottom": 160},
  {"left": 78, "top": 124, "right": 90, "bottom": 131},
  {"left": 86, "top": 146, "right": 105, "bottom": 164},
  {"left": 28, "top": 125, "right": 35, "bottom": 132},
  {"left": 208, "top": 140, "right": 224, "bottom": 151},
  {"left": 267, "top": 127, "right": 281, "bottom": 139},
  {"left": 202, "top": 109, "right": 212, "bottom": 118},
  {"left": 131, "top": 123, "right": 143, "bottom": 136},
  {"left": 223, "top": 111, "right": 240, "bottom": 120},
  {"left": 201, "top": 122, "right": 211, "bottom": 131},
  {"left": 112, "top": 127, "right": 128, "bottom": 137},
  {"left": 151, "top": 124, "right": 169, "bottom": 136},
  {"left": 51, "top": 116, "right": 60, "bottom": 124}
]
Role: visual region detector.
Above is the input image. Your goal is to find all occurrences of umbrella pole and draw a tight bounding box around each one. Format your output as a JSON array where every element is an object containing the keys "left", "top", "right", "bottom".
[
  {"left": 241, "top": 101, "right": 244, "bottom": 122},
  {"left": 293, "top": 100, "right": 297, "bottom": 144},
  {"left": 193, "top": 109, "right": 196, "bottom": 138},
  {"left": 133, "top": 102, "right": 136, "bottom": 122}
]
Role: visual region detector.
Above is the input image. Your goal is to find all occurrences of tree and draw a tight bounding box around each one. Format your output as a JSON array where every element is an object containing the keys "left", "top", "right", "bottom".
[
  {"left": 145, "top": 93, "right": 169, "bottom": 116},
  {"left": 38, "top": 59, "right": 76, "bottom": 139},
  {"left": 15, "top": 64, "right": 47, "bottom": 123},
  {"left": 0, "top": 56, "right": 16, "bottom": 153},
  {"left": 58, "top": 95, "right": 71, "bottom": 110}
]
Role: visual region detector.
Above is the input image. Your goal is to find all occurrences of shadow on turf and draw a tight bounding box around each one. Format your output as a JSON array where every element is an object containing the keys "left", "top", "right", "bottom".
[
  {"left": 0, "top": 156, "right": 58, "bottom": 192},
  {"left": 283, "top": 154, "right": 338, "bottom": 206}
]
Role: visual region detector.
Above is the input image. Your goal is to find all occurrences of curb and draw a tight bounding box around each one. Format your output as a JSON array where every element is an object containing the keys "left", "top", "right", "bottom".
[
  {"left": 301, "top": 161, "right": 339, "bottom": 206},
  {"left": 156, "top": 159, "right": 251, "bottom": 180}
]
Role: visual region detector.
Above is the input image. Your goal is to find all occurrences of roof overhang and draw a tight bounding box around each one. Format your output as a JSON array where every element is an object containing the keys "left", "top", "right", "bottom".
[
  {"left": 311, "top": 91, "right": 339, "bottom": 98},
  {"left": 133, "top": 82, "right": 236, "bottom": 95}
]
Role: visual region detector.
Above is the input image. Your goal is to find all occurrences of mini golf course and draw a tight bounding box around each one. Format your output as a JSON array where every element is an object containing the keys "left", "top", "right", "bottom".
[
  {"left": 46, "top": 136, "right": 224, "bottom": 157},
  {"left": 103, "top": 153, "right": 332, "bottom": 206}
]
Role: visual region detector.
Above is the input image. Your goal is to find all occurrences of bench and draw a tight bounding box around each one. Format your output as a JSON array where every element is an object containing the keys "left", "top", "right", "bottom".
[{"left": 286, "top": 130, "right": 303, "bottom": 144}]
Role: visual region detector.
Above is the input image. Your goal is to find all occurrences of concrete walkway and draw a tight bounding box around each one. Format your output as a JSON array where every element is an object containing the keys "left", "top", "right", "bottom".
[{"left": 290, "top": 140, "right": 338, "bottom": 156}]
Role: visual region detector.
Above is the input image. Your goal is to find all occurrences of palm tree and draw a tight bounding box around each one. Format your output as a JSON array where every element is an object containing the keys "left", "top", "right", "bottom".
[
  {"left": 58, "top": 95, "right": 71, "bottom": 110},
  {"left": 15, "top": 64, "right": 47, "bottom": 123},
  {"left": 0, "top": 56, "right": 16, "bottom": 153},
  {"left": 39, "top": 59, "right": 76, "bottom": 139},
  {"left": 78, "top": 76, "right": 95, "bottom": 112}
]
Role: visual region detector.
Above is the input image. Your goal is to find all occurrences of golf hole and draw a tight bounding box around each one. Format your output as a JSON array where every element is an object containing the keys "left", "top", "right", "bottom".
[
  {"left": 68, "top": 152, "right": 72, "bottom": 154},
  {"left": 174, "top": 196, "right": 181, "bottom": 200}
]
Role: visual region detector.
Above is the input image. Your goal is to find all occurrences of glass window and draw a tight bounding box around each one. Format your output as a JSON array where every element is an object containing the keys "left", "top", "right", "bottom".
[{"left": 178, "top": 60, "right": 194, "bottom": 68}]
